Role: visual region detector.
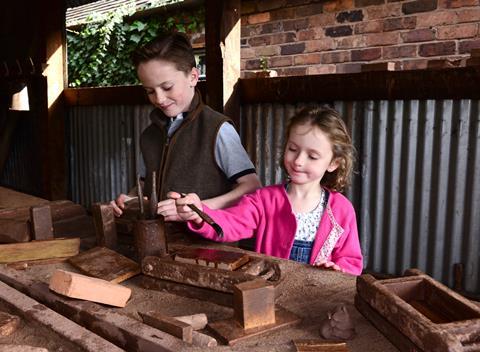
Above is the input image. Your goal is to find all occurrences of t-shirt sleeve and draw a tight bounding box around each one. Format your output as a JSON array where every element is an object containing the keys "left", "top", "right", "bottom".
[{"left": 214, "top": 122, "right": 256, "bottom": 182}]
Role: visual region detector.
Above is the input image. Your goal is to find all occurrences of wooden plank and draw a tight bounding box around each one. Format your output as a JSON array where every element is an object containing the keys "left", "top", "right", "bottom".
[
  {"left": 49, "top": 269, "right": 131, "bottom": 307},
  {"left": 30, "top": 205, "right": 54, "bottom": 240},
  {"left": 174, "top": 247, "right": 250, "bottom": 271},
  {"left": 0, "top": 238, "right": 80, "bottom": 263},
  {"left": 207, "top": 306, "right": 301, "bottom": 346},
  {"left": 0, "top": 266, "right": 185, "bottom": 352},
  {"left": 92, "top": 203, "right": 117, "bottom": 249},
  {"left": 0, "top": 218, "right": 31, "bottom": 243},
  {"left": 68, "top": 246, "right": 141, "bottom": 284},
  {"left": 142, "top": 255, "right": 262, "bottom": 293},
  {"left": 293, "top": 339, "right": 350, "bottom": 352},
  {"left": 6, "top": 256, "right": 69, "bottom": 270},
  {"left": 140, "top": 311, "right": 193, "bottom": 344}
]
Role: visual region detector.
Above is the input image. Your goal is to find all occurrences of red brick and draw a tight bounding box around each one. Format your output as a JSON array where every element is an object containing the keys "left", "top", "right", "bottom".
[
  {"left": 458, "top": 38, "right": 480, "bottom": 53},
  {"left": 383, "top": 44, "right": 417, "bottom": 58},
  {"left": 241, "top": 47, "right": 256, "bottom": 59},
  {"left": 309, "top": 13, "right": 337, "bottom": 27},
  {"left": 439, "top": 0, "right": 480, "bottom": 8},
  {"left": 261, "top": 22, "right": 283, "bottom": 35},
  {"left": 436, "top": 23, "right": 478, "bottom": 39},
  {"left": 242, "top": 25, "right": 262, "bottom": 37},
  {"left": 280, "top": 42, "right": 306, "bottom": 55},
  {"left": 402, "top": 58, "right": 429, "bottom": 70},
  {"left": 297, "top": 29, "right": 318, "bottom": 41},
  {"left": 305, "top": 38, "right": 336, "bottom": 52},
  {"left": 401, "top": 28, "right": 436, "bottom": 42},
  {"left": 335, "top": 62, "right": 362, "bottom": 74},
  {"left": 419, "top": 41, "right": 456, "bottom": 56},
  {"left": 248, "top": 13, "right": 271, "bottom": 25},
  {"left": 257, "top": 0, "right": 287, "bottom": 12},
  {"left": 323, "top": 0, "right": 355, "bottom": 12},
  {"left": 296, "top": 3, "right": 324, "bottom": 17},
  {"left": 321, "top": 50, "right": 351, "bottom": 63},
  {"left": 277, "top": 66, "right": 308, "bottom": 76},
  {"left": 336, "top": 10, "right": 364, "bottom": 23},
  {"left": 283, "top": 18, "right": 310, "bottom": 31},
  {"left": 248, "top": 35, "right": 273, "bottom": 47},
  {"left": 458, "top": 8, "right": 480, "bottom": 22},
  {"left": 245, "top": 59, "right": 263, "bottom": 70},
  {"left": 307, "top": 64, "right": 337, "bottom": 74},
  {"left": 335, "top": 35, "right": 367, "bottom": 49},
  {"left": 415, "top": 10, "right": 458, "bottom": 27},
  {"left": 365, "top": 3, "right": 403, "bottom": 19},
  {"left": 402, "top": 0, "right": 438, "bottom": 15},
  {"left": 294, "top": 53, "right": 323, "bottom": 65},
  {"left": 354, "top": 20, "right": 383, "bottom": 34},
  {"left": 271, "top": 32, "right": 297, "bottom": 44},
  {"left": 270, "top": 7, "right": 296, "bottom": 21},
  {"left": 366, "top": 31, "right": 401, "bottom": 46},
  {"left": 325, "top": 25, "right": 354, "bottom": 37},
  {"left": 355, "top": 0, "right": 385, "bottom": 6},
  {"left": 254, "top": 46, "right": 279, "bottom": 57},
  {"left": 270, "top": 56, "right": 293, "bottom": 67},
  {"left": 351, "top": 47, "right": 382, "bottom": 61},
  {"left": 383, "top": 16, "right": 417, "bottom": 31}
]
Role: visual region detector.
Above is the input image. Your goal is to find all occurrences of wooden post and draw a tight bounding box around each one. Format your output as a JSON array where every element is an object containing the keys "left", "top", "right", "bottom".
[{"left": 92, "top": 203, "right": 117, "bottom": 249}]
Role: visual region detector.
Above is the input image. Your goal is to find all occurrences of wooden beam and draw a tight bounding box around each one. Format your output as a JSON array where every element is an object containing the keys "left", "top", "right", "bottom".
[{"left": 0, "top": 238, "right": 80, "bottom": 263}]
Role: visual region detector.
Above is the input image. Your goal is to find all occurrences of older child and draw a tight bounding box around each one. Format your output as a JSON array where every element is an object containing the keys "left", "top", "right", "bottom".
[
  {"left": 170, "top": 106, "right": 363, "bottom": 275},
  {"left": 110, "top": 33, "right": 261, "bottom": 220}
]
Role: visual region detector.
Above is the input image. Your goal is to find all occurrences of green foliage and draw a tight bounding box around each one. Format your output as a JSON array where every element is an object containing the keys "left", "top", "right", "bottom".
[
  {"left": 67, "top": 5, "right": 204, "bottom": 87},
  {"left": 260, "top": 56, "right": 269, "bottom": 72}
]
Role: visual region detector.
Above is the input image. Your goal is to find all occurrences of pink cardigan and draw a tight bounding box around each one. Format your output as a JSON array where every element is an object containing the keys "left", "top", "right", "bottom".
[{"left": 188, "top": 184, "right": 363, "bottom": 275}]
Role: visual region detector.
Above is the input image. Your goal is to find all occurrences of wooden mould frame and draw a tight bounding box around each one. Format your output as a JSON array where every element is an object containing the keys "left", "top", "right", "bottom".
[{"left": 355, "top": 269, "right": 480, "bottom": 352}]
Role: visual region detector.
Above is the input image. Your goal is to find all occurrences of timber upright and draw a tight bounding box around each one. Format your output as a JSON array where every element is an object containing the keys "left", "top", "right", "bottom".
[{"left": 133, "top": 171, "right": 168, "bottom": 263}]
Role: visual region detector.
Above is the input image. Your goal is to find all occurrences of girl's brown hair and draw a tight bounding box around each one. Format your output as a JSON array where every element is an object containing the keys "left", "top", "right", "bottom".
[
  {"left": 285, "top": 106, "right": 355, "bottom": 192},
  {"left": 131, "top": 32, "right": 196, "bottom": 74}
]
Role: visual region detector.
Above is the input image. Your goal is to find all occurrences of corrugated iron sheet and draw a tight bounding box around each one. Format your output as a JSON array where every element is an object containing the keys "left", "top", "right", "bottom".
[{"left": 240, "top": 99, "right": 480, "bottom": 293}]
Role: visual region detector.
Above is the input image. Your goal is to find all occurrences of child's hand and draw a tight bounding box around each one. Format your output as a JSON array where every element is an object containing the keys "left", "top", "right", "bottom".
[
  {"left": 167, "top": 191, "right": 204, "bottom": 225},
  {"left": 314, "top": 260, "right": 344, "bottom": 273},
  {"left": 156, "top": 198, "right": 180, "bottom": 222},
  {"left": 110, "top": 193, "right": 136, "bottom": 217}
]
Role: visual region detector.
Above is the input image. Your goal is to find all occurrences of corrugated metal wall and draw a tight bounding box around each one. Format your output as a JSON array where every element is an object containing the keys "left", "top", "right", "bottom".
[
  {"left": 66, "top": 99, "right": 480, "bottom": 293},
  {"left": 240, "top": 99, "right": 480, "bottom": 293}
]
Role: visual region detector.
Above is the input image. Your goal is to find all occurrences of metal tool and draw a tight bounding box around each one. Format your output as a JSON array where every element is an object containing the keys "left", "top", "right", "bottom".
[{"left": 180, "top": 193, "right": 224, "bottom": 238}]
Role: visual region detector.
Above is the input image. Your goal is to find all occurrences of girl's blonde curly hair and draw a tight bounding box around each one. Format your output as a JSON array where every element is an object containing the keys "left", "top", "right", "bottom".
[{"left": 285, "top": 106, "right": 355, "bottom": 192}]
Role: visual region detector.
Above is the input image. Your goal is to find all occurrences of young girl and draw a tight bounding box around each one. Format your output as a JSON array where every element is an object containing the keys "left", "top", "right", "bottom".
[
  {"left": 110, "top": 33, "right": 261, "bottom": 221},
  {"left": 169, "top": 106, "right": 363, "bottom": 275}
]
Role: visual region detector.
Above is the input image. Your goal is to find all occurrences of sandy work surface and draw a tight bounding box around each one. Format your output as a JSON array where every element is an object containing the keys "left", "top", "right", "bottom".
[{"left": 0, "top": 247, "right": 397, "bottom": 352}]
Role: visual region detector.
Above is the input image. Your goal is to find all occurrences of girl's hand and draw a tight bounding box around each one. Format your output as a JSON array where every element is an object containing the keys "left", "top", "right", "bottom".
[
  {"left": 167, "top": 192, "right": 204, "bottom": 224},
  {"left": 110, "top": 194, "right": 136, "bottom": 217},
  {"left": 156, "top": 198, "right": 180, "bottom": 222},
  {"left": 314, "top": 260, "right": 344, "bottom": 273}
]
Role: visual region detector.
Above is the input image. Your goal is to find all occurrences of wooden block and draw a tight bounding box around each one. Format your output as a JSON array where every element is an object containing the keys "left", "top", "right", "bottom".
[
  {"left": 174, "top": 248, "right": 250, "bottom": 271},
  {"left": 92, "top": 203, "right": 117, "bottom": 249},
  {"left": 293, "top": 339, "right": 349, "bottom": 351},
  {"left": 0, "top": 218, "right": 31, "bottom": 243},
  {"left": 49, "top": 269, "right": 131, "bottom": 307},
  {"left": 361, "top": 62, "right": 395, "bottom": 72},
  {"left": 207, "top": 306, "right": 301, "bottom": 346},
  {"left": 192, "top": 331, "right": 217, "bottom": 347},
  {"left": 69, "top": 246, "right": 140, "bottom": 284},
  {"left": 30, "top": 205, "right": 54, "bottom": 240},
  {"left": 174, "top": 313, "right": 208, "bottom": 330},
  {"left": 233, "top": 280, "right": 275, "bottom": 329},
  {"left": 0, "top": 311, "right": 20, "bottom": 336},
  {"left": 140, "top": 311, "right": 193, "bottom": 344},
  {"left": 134, "top": 219, "right": 168, "bottom": 262},
  {"left": 0, "top": 238, "right": 80, "bottom": 263},
  {"left": 6, "top": 257, "right": 69, "bottom": 270}
]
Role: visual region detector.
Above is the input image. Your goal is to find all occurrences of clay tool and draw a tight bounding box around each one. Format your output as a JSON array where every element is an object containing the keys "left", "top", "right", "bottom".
[{"left": 180, "top": 193, "right": 224, "bottom": 238}]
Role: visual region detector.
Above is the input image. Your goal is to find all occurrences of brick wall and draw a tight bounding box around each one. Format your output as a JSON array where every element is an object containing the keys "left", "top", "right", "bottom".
[{"left": 240, "top": 0, "right": 480, "bottom": 77}]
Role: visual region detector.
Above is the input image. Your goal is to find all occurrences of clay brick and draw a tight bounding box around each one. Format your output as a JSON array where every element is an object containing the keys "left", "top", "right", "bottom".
[
  {"left": 233, "top": 280, "right": 275, "bottom": 330},
  {"left": 283, "top": 18, "right": 310, "bottom": 31},
  {"left": 323, "top": 0, "right": 355, "bottom": 13},
  {"left": 355, "top": 20, "right": 383, "bottom": 34},
  {"left": 245, "top": 59, "right": 262, "bottom": 70},
  {"left": 280, "top": 42, "right": 306, "bottom": 55},
  {"left": 383, "top": 44, "right": 417, "bottom": 59},
  {"left": 335, "top": 62, "right": 362, "bottom": 73},
  {"left": 336, "top": 10, "right": 364, "bottom": 23},
  {"left": 336, "top": 35, "right": 367, "bottom": 49},
  {"left": 309, "top": 13, "right": 337, "bottom": 27},
  {"left": 254, "top": 45, "right": 279, "bottom": 57},
  {"left": 321, "top": 50, "right": 351, "bottom": 63},
  {"left": 307, "top": 64, "right": 337, "bottom": 74},
  {"left": 402, "top": 0, "right": 438, "bottom": 14},
  {"left": 241, "top": 47, "right": 256, "bottom": 59},
  {"left": 365, "top": 3, "right": 402, "bottom": 19},
  {"left": 325, "top": 25, "right": 353, "bottom": 37},
  {"left": 261, "top": 21, "right": 283, "bottom": 35},
  {"left": 271, "top": 32, "right": 297, "bottom": 44},
  {"left": 355, "top": 0, "right": 385, "bottom": 6},
  {"left": 294, "top": 53, "right": 322, "bottom": 65},
  {"left": 439, "top": 0, "right": 479, "bottom": 8},
  {"left": 416, "top": 11, "right": 458, "bottom": 27},
  {"left": 305, "top": 38, "right": 335, "bottom": 52},
  {"left": 383, "top": 16, "right": 417, "bottom": 31},
  {"left": 296, "top": 3, "right": 324, "bottom": 17},
  {"left": 297, "top": 29, "right": 318, "bottom": 41},
  {"left": 436, "top": 23, "right": 478, "bottom": 40},
  {"left": 270, "top": 55, "right": 293, "bottom": 67},
  {"left": 248, "top": 35, "right": 272, "bottom": 47},
  {"left": 459, "top": 39, "right": 480, "bottom": 53},
  {"left": 419, "top": 41, "right": 456, "bottom": 56},
  {"left": 457, "top": 8, "right": 480, "bottom": 23},
  {"left": 277, "top": 66, "right": 308, "bottom": 76},
  {"left": 30, "top": 205, "right": 54, "bottom": 241},
  {"left": 400, "top": 58, "right": 429, "bottom": 70},
  {"left": 270, "top": 7, "right": 296, "bottom": 21},
  {"left": 366, "top": 31, "right": 400, "bottom": 46},
  {"left": 402, "top": 28, "right": 436, "bottom": 42},
  {"left": 257, "top": 0, "right": 287, "bottom": 12},
  {"left": 351, "top": 47, "right": 382, "bottom": 61},
  {"left": 248, "top": 12, "right": 271, "bottom": 25}
]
